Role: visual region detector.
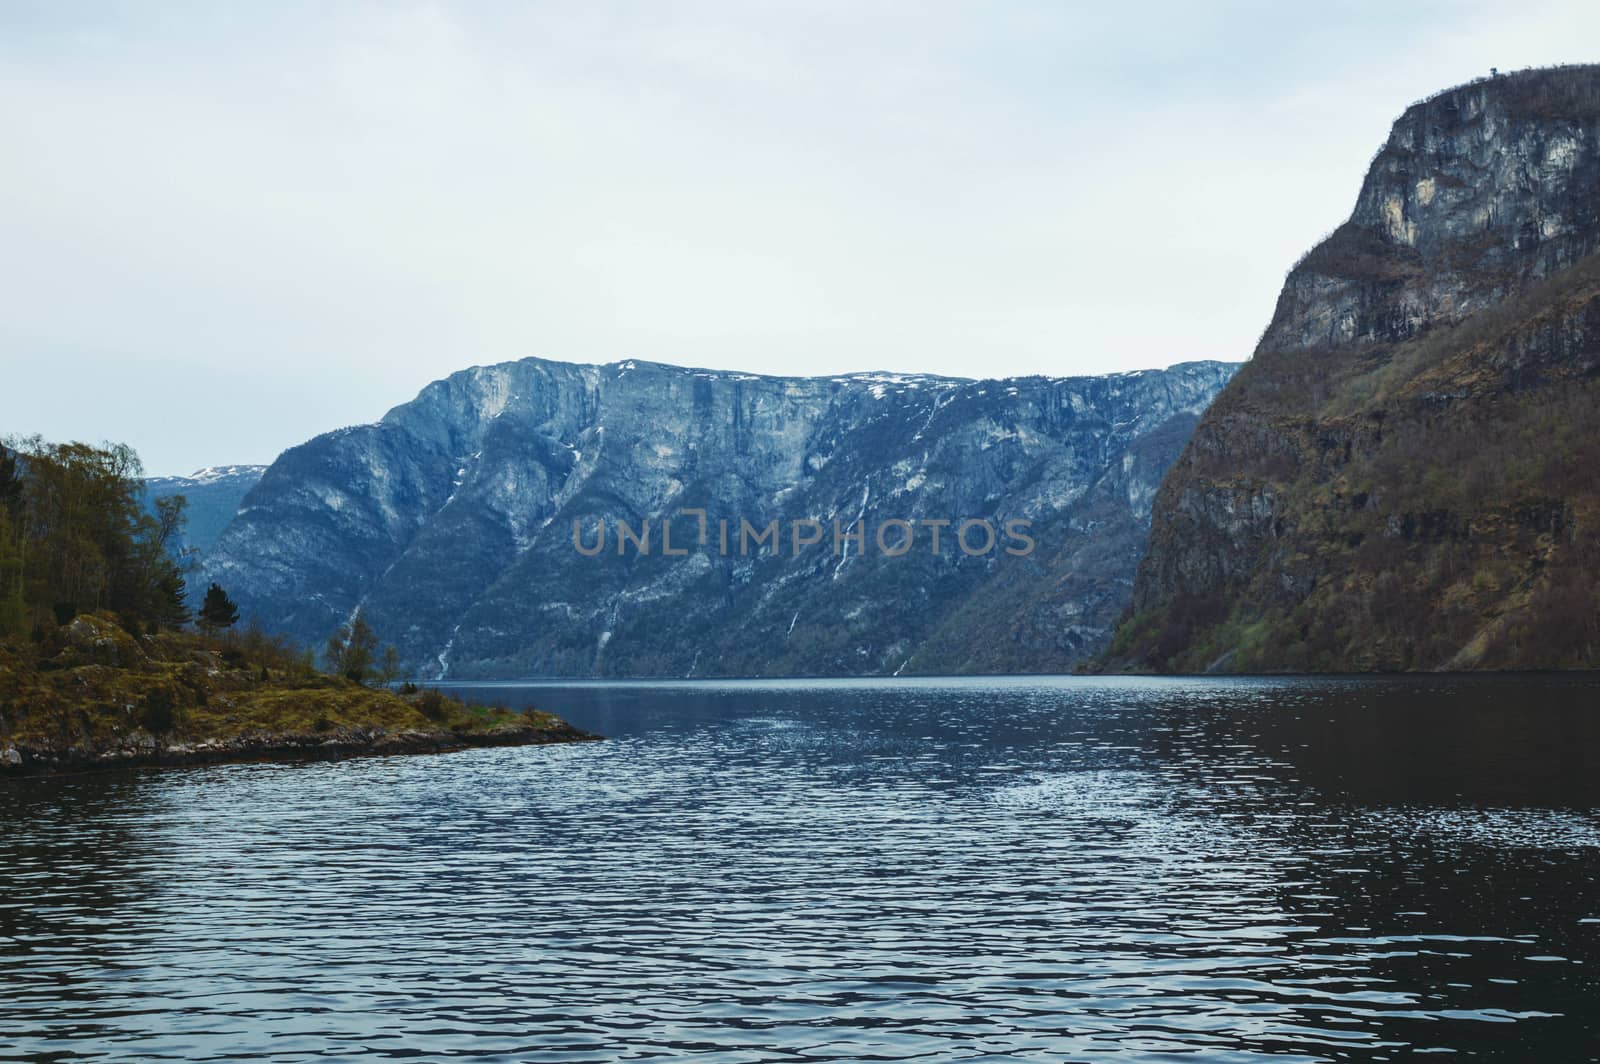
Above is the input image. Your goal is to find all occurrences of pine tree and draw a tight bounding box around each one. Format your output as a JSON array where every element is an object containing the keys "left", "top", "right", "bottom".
[
  {"left": 197, "top": 582, "right": 239, "bottom": 634},
  {"left": 152, "top": 568, "right": 190, "bottom": 631}
]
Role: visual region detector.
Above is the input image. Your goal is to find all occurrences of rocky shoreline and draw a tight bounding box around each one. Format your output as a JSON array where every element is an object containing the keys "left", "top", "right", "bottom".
[
  {"left": 1, "top": 613, "right": 601, "bottom": 780},
  {"left": 0, "top": 718, "right": 599, "bottom": 778}
]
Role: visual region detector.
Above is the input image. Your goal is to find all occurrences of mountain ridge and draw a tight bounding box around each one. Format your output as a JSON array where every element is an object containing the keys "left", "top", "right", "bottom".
[
  {"left": 206, "top": 354, "right": 1238, "bottom": 677},
  {"left": 142, "top": 465, "right": 267, "bottom": 556}
]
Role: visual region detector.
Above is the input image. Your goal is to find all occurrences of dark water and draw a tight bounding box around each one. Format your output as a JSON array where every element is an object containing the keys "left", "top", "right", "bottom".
[{"left": 4, "top": 676, "right": 1600, "bottom": 1062}]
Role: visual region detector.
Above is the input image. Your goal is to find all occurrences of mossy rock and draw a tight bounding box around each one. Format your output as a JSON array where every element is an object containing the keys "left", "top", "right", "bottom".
[{"left": 52, "top": 614, "right": 148, "bottom": 670}]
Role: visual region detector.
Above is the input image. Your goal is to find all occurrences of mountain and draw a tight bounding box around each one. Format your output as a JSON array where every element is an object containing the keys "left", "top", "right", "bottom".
[
  {"left": 1108, "top": 65, "right": 1600, "bottom": 672},
  {"left": 143, "top": 466, "right": 266, "bottom": 555},
  {"left": 203, "top": 358, "right": 1236, "bottom": 677}
]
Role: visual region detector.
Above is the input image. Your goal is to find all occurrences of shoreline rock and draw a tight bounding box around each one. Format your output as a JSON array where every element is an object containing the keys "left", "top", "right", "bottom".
[{"left": 0, "top": 719, "right": 599, "bottom": 778}]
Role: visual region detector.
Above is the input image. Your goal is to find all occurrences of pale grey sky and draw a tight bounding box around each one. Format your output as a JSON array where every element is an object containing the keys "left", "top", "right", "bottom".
[{"left": 2, "top": 1, "right": 1597, "bottom": 474}]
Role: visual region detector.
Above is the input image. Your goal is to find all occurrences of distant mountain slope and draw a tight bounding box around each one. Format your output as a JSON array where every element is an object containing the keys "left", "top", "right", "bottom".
[
  {"left": 143, "top": 466, "right": 266, "bottom": 555},
  {"left": 204, "top": 358, "right": 1236, "bottom": 677},
  {"left": 1108, "top": 65, "right": 1600, "bottom": 672}
]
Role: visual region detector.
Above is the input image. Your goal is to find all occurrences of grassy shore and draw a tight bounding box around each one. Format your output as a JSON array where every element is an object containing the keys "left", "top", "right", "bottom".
[{"left": 0, "top": 613, "right": 595, "bottom": 776}]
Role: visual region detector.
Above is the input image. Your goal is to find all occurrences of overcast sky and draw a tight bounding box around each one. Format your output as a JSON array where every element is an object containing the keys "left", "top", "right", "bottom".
[{"left": 2, "top": 1, "right": 1597, "bottom": 475}]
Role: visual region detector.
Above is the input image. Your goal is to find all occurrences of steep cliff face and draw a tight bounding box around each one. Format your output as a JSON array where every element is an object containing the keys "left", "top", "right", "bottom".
[
  {"left": 143, "top": 466, "right": 266, "bottom": 555},
  {"left": 206, "top": 358, "right": 1235, "bottom": 677},
  {"left": 1115, "top": 66, "right": 1600, "bottom": 672}
]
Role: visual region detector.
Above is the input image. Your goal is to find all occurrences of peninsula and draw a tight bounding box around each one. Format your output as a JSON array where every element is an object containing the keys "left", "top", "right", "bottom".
[{"left": 0, "top": 437, "right": 594, "bottom": 776}]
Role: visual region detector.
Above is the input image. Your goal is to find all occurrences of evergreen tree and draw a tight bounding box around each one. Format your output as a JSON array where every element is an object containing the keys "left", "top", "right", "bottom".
[
  {"left": 152, "top": 569, "right": 191, "bottom": 631},
  {"left": 137, "top": 496, "right": 191, "bottom": 629},
  {"left": 197, "top": 582, "right": 239, "bottom": 634}
]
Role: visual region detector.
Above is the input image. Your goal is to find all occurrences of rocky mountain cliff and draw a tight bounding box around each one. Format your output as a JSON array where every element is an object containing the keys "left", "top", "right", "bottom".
[
  {"left": 143, "top": 466, "right": 266, "bottom": 555},
  {"left": 205, "top": 358, "right": 1235, "bottom": 677},
  {"left": 1110, "top": 65, "right": 1600, "bottom": 672}
]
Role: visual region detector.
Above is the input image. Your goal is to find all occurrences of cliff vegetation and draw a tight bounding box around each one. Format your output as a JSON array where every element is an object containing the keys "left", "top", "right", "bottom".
[{"left": 1107, "top": 66, "right": 1600, "bottom": 673}]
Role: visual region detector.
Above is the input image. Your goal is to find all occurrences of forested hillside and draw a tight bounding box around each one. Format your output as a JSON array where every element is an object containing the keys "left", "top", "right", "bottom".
[{"left": 0, "top": 437, "right": 189, "bottom": 638}]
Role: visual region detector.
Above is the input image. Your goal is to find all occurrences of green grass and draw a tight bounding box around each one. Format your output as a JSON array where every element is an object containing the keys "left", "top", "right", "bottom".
[{"left": 0, "top": 613, "right": 569, "bottom": 754}]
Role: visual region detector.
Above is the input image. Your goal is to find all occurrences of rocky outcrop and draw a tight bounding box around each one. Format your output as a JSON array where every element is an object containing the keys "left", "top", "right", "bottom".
[
  {"left": 1112, "top": 66, "right": 1600, "bottom": 672},
  {"left": 1264, "top": 70, "right": 1600, "bottom": 353},
  {"left": 204, "top": 359, "right": 1237, "bottom": 676}
]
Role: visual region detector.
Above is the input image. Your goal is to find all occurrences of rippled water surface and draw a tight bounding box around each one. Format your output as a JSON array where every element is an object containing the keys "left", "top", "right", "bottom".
[{"left": 4, "top": 675, "right": 1600, "bottom": 1062}]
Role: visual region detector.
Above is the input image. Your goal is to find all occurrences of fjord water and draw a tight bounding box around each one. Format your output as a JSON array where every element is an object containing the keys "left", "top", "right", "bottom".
[{"left": 3, "top": 677, "right": 1599, "bottom": 1062}]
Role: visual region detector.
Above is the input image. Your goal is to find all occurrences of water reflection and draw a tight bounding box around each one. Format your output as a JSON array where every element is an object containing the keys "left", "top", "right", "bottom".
[{"left": 2, "top": 675, "right": 1598, "bottom": 1061}]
